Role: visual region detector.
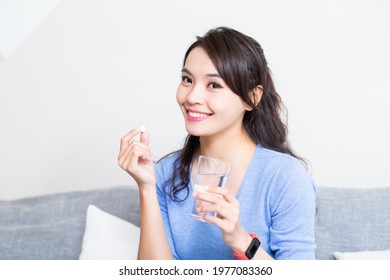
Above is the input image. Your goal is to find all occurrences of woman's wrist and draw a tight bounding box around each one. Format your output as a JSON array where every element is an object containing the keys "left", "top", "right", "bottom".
[
  {"left": 226, "top": 226, "right": 253, "bottom": 254},
  {"left": 138, "top": 182, "right": 157, "bottom": 196},
  {"left": 230, "top": 233, "right": 253, "bottom": 254}
]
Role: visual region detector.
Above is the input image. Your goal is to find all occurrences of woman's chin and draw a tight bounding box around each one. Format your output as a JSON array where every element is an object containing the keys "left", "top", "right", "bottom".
[{"left": 185, "top": 125, "right": 204, "bottom": 137}]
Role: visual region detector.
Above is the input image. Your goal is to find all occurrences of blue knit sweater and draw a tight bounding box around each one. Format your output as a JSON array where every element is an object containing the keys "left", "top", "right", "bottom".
[{"left": 155, "top": 145, "right": 316, "bottom": 260}]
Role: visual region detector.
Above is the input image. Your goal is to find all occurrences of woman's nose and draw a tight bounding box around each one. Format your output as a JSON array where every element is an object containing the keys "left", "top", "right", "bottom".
[{"left": 186, "top": 84, "right": 204, "bottom": 104}]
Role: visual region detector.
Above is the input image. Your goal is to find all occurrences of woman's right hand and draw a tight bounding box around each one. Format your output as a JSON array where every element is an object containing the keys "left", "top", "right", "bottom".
[{"left": 118, "top": 127, "right": 156, "bottom": 188}]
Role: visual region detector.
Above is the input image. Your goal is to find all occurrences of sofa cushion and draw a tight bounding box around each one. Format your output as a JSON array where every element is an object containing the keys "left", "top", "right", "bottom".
[
  {"left": 334, "top": 249, "right": 390, "bottom": 260},
  {"left": 315, "top": 187, "right": 390, "bottom": 259},
  {"left": 79, "top": 204, "right": 140, "bottom": 260},
  {"left": 0, "top": 186, "right": 139, "bottom": 260}
]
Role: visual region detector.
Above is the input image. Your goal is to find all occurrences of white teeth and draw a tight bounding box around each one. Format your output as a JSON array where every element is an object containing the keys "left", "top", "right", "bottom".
[{"left": 188, "top": 111, "right": 209, "bottom": 118}]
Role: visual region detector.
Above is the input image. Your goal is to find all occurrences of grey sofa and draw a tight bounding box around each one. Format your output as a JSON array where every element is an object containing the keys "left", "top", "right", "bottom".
[{"left": 1, "top": 185, "right": 389, "bottom": 259}]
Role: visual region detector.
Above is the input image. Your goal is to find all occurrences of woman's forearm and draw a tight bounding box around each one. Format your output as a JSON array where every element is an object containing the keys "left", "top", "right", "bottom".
[{"left": 137, "top": 185, "right": 173, "bottom": 260}]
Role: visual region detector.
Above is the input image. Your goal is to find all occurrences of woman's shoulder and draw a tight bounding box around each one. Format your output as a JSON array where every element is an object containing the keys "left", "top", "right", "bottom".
[
  {"left": 254, "top": 145, "right": 315, "bottom": 190},
  {"left": 255, "top": 145, "right": 305, "bottom": 170},
  {"left": 156, "top": 151, "right": 180, "bottom": 167},
  {"left": 154, "top": 151, "right": 181, "bottom": 182}
]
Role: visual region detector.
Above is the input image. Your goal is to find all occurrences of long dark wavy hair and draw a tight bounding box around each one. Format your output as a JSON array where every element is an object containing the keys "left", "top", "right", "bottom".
[{"left": 161, "top": 27, "right": 306, "bottom": 202}]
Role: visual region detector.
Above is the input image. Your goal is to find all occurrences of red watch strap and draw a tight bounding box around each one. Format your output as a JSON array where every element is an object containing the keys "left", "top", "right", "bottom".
[{"left": 233, "top": 233, "right": 260, "bottom": 260}]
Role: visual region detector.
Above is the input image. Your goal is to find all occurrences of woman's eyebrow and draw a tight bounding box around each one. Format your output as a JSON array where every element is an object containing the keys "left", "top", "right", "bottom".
[
  {"left": 206, "top": 73, "right": 221, "bottom": 78},
  {"left": 181, "top": 68, "right": 192, "bottom": 75},
  {"left": 181, "top": 68, "right": 221, "bottom": 78}
]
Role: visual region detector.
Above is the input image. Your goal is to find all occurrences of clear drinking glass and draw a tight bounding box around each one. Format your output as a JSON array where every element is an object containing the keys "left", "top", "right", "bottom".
[{"left": 190, "top": 155, "right": 233, "bottom": 222}]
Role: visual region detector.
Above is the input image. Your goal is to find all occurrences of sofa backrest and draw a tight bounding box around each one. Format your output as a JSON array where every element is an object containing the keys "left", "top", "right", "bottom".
[
  {"left": 0, "top": 186, "right": 139, "bottom": 259},
  {"left": 315, "top": 187, "right": 390, "bottom": 259}
]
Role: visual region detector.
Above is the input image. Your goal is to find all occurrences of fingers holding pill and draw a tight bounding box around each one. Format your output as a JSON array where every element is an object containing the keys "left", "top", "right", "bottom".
[
  {"left": 118, "top": 126, "right": 156, "bottom": 186},
  {"left": 139, "top": 125, "right": 149, "bottom": 146}
]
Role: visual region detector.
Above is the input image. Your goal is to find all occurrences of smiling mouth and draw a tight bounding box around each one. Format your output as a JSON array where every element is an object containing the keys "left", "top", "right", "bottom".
[{"left": 186, "top": 110, "right": 212, "bottom": 121}]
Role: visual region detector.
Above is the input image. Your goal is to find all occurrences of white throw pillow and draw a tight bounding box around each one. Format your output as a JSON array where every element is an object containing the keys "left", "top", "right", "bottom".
[
  {"left": 334, "top": 250, "right": 390, "bottom": 260},
  {"left": 79, "top": 204, "right": 140, "bottom": 260}
]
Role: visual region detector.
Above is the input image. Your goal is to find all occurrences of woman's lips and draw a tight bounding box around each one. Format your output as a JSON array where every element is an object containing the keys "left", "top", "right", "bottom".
[{"left": 186, "top": 110, "right": 212, "bottom": 122}]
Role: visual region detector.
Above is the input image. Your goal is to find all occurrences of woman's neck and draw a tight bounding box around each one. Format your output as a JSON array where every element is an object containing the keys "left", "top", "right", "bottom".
[{"left": 196, "top": 127, "right": 256, "bottom": 166}]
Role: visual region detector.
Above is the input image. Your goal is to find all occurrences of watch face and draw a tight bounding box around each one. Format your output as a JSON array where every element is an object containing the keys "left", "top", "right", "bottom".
[{"left": 246, "top": 237, "right": 261, "bottom": 259}]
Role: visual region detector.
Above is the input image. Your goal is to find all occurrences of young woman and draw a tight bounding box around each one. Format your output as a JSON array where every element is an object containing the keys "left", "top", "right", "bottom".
[{"left": 118, "top": 27, "right": 316, "bottom": 260}]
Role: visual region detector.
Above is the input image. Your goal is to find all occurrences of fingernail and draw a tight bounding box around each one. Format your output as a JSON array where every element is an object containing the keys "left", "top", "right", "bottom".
[
  {"left": 139, "top": 125, "right": 146, "bottom": 133},
  {"left": 203, "top": 185, "right": 209, "bottom": 191}
]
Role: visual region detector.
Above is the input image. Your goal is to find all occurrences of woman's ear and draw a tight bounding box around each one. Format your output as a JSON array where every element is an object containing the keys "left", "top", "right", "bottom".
[{"left": 244, "top": 85, "right": 263, "bottom": 111}]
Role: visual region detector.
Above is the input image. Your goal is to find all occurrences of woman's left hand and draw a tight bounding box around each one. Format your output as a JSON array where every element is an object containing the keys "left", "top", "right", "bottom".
[{"left": 192, "top": 186, "right": 249, "bottom": 250}]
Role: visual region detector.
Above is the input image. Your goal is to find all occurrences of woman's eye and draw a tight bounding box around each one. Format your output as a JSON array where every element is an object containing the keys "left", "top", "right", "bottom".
[
  {"left": 181, "top": 76, "right": 192, "bottom": 84},
  {"left": 208, "top": 82, "right": 222, "bottom": 89}
]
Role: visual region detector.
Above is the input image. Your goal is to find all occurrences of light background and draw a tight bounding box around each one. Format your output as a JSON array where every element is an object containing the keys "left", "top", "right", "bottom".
[{"left": 0, "top": 0, "right": 389, "bottom": 199}]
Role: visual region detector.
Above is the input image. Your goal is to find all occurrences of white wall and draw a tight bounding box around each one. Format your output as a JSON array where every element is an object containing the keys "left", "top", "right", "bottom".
[
  {"left": 0, "top": 0, "right": 389, "bottom": 199},
  {"left": 0, "top": 0, "right": 61, "bottom": 58}
]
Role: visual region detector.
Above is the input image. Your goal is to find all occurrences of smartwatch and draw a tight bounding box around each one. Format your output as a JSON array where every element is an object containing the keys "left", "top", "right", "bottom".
[{"left": 233, "top": 233, "right": 261, "bottom": 260}]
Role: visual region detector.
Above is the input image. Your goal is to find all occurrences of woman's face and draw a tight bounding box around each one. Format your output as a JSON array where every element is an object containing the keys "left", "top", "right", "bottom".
[{"left": 176, "top": 47, "right": 249, "bottom": 138}]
